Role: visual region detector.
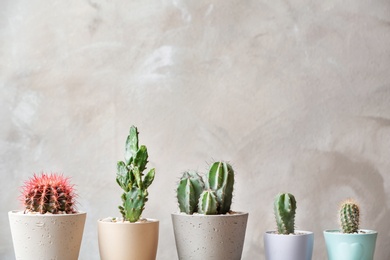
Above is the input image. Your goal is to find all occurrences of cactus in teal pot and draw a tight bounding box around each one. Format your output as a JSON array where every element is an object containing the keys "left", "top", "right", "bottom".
[
  {"left": 340, "top": 199, "right": 360, "bottom": 233},
  {"left": 116, "top": 126, "right": 155, "bottom": 223},
  {"left": 274, "top": 193, "right": 296, "bottom": 235}
]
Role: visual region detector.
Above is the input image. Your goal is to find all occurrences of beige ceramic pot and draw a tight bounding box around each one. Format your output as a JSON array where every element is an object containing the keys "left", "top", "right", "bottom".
[
  {"left": 8, "top": 210, "right": 86, "bottom": 260},
  {"left": 98, "top": 218, "right": 159, "bottom": 260}
]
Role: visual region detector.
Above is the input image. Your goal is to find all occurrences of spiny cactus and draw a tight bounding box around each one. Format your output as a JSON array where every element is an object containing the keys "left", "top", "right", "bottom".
[
  {"left": 177, "top": 161, "right": 235, "bottom": 215},
  {"left": 198, "top": 190, "right": 218, "bottom": 215},
  {"left": 21, "top": 173, "right": 76, "bottom": 214},
  {"left": 274, "top": 193, "right": 296, "bottom": 235},
  {"left": 116, "top": 126, "right": 155, "bottom": 223},
  {"left": 206, "top": 161, "right": 234, "bottom": 214},
  {"left": 340, "top": 199, "right": 360, "bottom": 234},
  {"left": 177, "top": 171, "right": 205, "bottom": 214}
]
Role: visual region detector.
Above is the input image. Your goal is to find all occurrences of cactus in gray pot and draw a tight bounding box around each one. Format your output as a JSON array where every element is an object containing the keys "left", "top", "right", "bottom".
[
  {"left": 274, "top": 193, "right": 296, "bottom": 235},
  {"left": 176, "top": 161, "right": 235, "bottom": 215},
  {"left": 177, "top": 171, "right": 205, "bottom": 214},
  {"left": 340, "top": 199, "right": 360, "bottom": 233},
  {"left": 116, "top": 125, "right": 155, "bottom": 223}
]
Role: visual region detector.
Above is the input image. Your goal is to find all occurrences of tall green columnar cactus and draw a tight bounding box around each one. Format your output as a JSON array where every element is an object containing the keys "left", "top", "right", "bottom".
[
  {"left": 177, "top": 171, "right": 205, "bottom": 214},
  {"left": 274, "top": 193, "right": 296, "bottom": 235},
  {"left": 116, "top": 126, "right": 155, "bottom": 223},
  {"left": 206, "top": 161, "right": 234, "bottom": 214},
  {"left": 340, "top": 199, "right": 360, "bottom": 233}
]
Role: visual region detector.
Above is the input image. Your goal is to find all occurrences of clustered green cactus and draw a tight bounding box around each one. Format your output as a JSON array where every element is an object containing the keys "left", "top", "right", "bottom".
[
  {"left": 339, "top": 199, "right": 360, "bottom": 234},
  {"left": 274, "top": 193, "right": 296, "bottom": 235},
  {"left": 116, "top": 126, "right": 155, "bottom": 223},
  {"left": 177, "top": 161, "right": 234, "bottom": 215},
  {"left": 21, "top": 173, "right": 77, "bottom": 214}
]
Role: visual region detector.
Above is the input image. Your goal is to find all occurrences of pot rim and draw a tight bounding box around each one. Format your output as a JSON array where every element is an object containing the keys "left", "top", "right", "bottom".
[
  {"left": 323, "top": 229, "right": 377, "bottom": 235},
  {"left": 171, "top": 211, "right": 248, "bottom": 217},
  {"left": 265, "top": 230, "right": 313, "bottom": 236},
  {"left": 9, "top": 210, "right": 86, "bottom": 217},
  {"left": 97, "top": 218, "right": 159, "bottom": 224}
]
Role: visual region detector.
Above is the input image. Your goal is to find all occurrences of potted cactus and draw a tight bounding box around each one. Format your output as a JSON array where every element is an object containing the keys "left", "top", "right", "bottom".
[
  {"left": 264, "top": 193, "right": 314, "bottom": 260},
  {"left": 97, "top": 125, "right": 158, "bottom": 260},
  {"left": 323, "top": 199, "right": 378, "bottom": 260},
  {"left": 171, "top": 162, "right": 249, "bottom": 260},
  {"left": 8, "top": 173, "right": 86, "bottom": 260}
]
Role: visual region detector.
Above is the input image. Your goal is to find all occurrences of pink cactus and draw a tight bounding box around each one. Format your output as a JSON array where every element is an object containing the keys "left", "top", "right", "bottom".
[{"left": 21, "top": 173, "right": 77, "bottom": 214}]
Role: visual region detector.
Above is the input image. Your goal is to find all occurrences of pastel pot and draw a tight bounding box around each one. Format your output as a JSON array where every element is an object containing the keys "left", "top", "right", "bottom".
[
  {"left": 323, "top": 229, "right": 377, "bottom": 260},
  {"left": 264, "top": 230, "right": 314, "bottom": 260},
  {"left": 171, "top": 212, "right": 248, "bottom": 260},
  {"left": 8, "top": 210, "right": 86, "bottom": 260},
  {"left": 97, "top": 218, "right": 159, "bottom": 260}
]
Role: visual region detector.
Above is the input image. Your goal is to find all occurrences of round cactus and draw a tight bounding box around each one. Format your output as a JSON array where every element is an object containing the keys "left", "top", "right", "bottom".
[
  {"left": 340, "top": 199, "right": 360, "bottom": 233},
  {"left": 21, "top": 173, "right": 77, "bottom": 214}
]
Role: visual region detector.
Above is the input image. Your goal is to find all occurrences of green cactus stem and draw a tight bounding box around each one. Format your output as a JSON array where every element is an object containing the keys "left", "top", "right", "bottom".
[
  {"left": 206, "top": 161, "right": 234, "bottom": 214},
  {"left": 274, "top": 193, "right": 296, "bottom": 235},
  {"left": 198, "top": 190, "right": 218, "bottom": 215},
  {"left": 22, "top": 173, "right": 76, "bottom": 214},
  {"left": 177, "top": 171, "right": 205, "bottom": 214},
  {"left": 116, "top": 126, "right": 155, "bottom": 223},
  {"left": 340, "top": 199, "right": 360, "bottom": 233}
]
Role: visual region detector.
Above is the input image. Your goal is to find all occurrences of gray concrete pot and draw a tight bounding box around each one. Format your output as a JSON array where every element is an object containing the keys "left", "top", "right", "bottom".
[
  {"left": 264, "top": 230, "right": 314, "bottom": 260},
  {"left": 171, "top": 212, "right": 248, "bottom": 260},
  {"left": 8, "top": 210, "right": 86, "bottom": 260},
  {"left": 98, "top": 218, "right": 159, "bottom": 260}
]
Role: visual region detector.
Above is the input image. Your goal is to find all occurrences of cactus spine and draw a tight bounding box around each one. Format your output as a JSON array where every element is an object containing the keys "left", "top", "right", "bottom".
[
  {"left": 22, "top": 173, "right": 76, "bottom": 214},
  {"left": 116, "top": 126, "right": 155, "bottom": 223},
  {"left": 274, "top": 193, "right": 296, "bottom": 235},
  {"left": 177, "top": 161, "right": 235, "bottom": 215},
  {"left": 340, "top": 199, "right": 360, "bottom": 233}
]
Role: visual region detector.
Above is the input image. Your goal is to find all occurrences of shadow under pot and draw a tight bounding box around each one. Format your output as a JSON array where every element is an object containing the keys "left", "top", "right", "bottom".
[
  {"left": 171, "top": 212, "right": 248, "bottom": 260},
  {"left": 323, "top": 229, "right": 377, "bottom": 260},
  {"left": 264, "top": 230, "right": 314, "bottom": 260}
]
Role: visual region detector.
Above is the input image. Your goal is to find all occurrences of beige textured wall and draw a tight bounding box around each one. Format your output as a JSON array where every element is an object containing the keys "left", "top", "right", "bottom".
[{"left": 1, "top": 0, "right": 390, "bottom": 259}]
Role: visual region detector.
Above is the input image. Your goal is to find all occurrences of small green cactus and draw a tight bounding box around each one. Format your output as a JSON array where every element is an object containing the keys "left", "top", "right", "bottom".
[
  {"left": 274, "top": 193, "right": 296, "bottom": 235},
  {"left": 176, "top": 161, "right": 235, "bottom": 215},
  {"left": 340, "top": 199, "right": 360, "bottom": 233},
  {"left": 116, "top": 126, "right": 155, "bottom": 223},
  {"left": 176, "top": 171, "right": 205, "bottom": 214}
]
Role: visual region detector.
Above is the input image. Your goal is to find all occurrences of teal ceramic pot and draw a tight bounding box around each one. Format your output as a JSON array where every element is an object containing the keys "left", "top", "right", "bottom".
[{"left": 323, "top": 229, "right": 377, "bottom": 260}]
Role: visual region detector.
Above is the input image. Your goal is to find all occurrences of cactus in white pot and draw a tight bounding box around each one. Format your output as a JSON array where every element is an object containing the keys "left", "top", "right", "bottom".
[{"left": 8, "top": 173, "right": 86, "bottom": 260}]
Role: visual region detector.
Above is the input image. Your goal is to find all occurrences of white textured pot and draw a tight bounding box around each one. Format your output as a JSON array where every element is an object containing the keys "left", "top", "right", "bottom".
[
  {"left": 8, "top": 210, "right": 86, "bottom": 260},
  {"left": 97, "top": 218, "right": 159, "bottom": 260},
  {"left": 264, "top": 230, "right": 314, "bottom": 260},
  {"left": 171, "top": 212, "right": 248, "bottom": 260}
]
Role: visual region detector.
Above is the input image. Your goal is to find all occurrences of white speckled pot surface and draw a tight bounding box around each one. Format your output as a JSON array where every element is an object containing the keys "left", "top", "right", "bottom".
[
  {"left": 8, "top": 211, "right": 86, "bottom": 260},
  {"left": 171, "top": 212, "right": 248, "bottom": 260}
]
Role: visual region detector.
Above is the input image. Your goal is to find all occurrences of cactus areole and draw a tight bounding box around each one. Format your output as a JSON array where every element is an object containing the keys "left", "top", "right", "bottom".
[
  {"left": 21, "top": 173, "right": 77, "bottom": 214},
  {"left": 116, "top": 125, "right": 156, "bottom": 223},
  {"left": 176, "top": 161, "right": 235, "bottom": 215}
]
